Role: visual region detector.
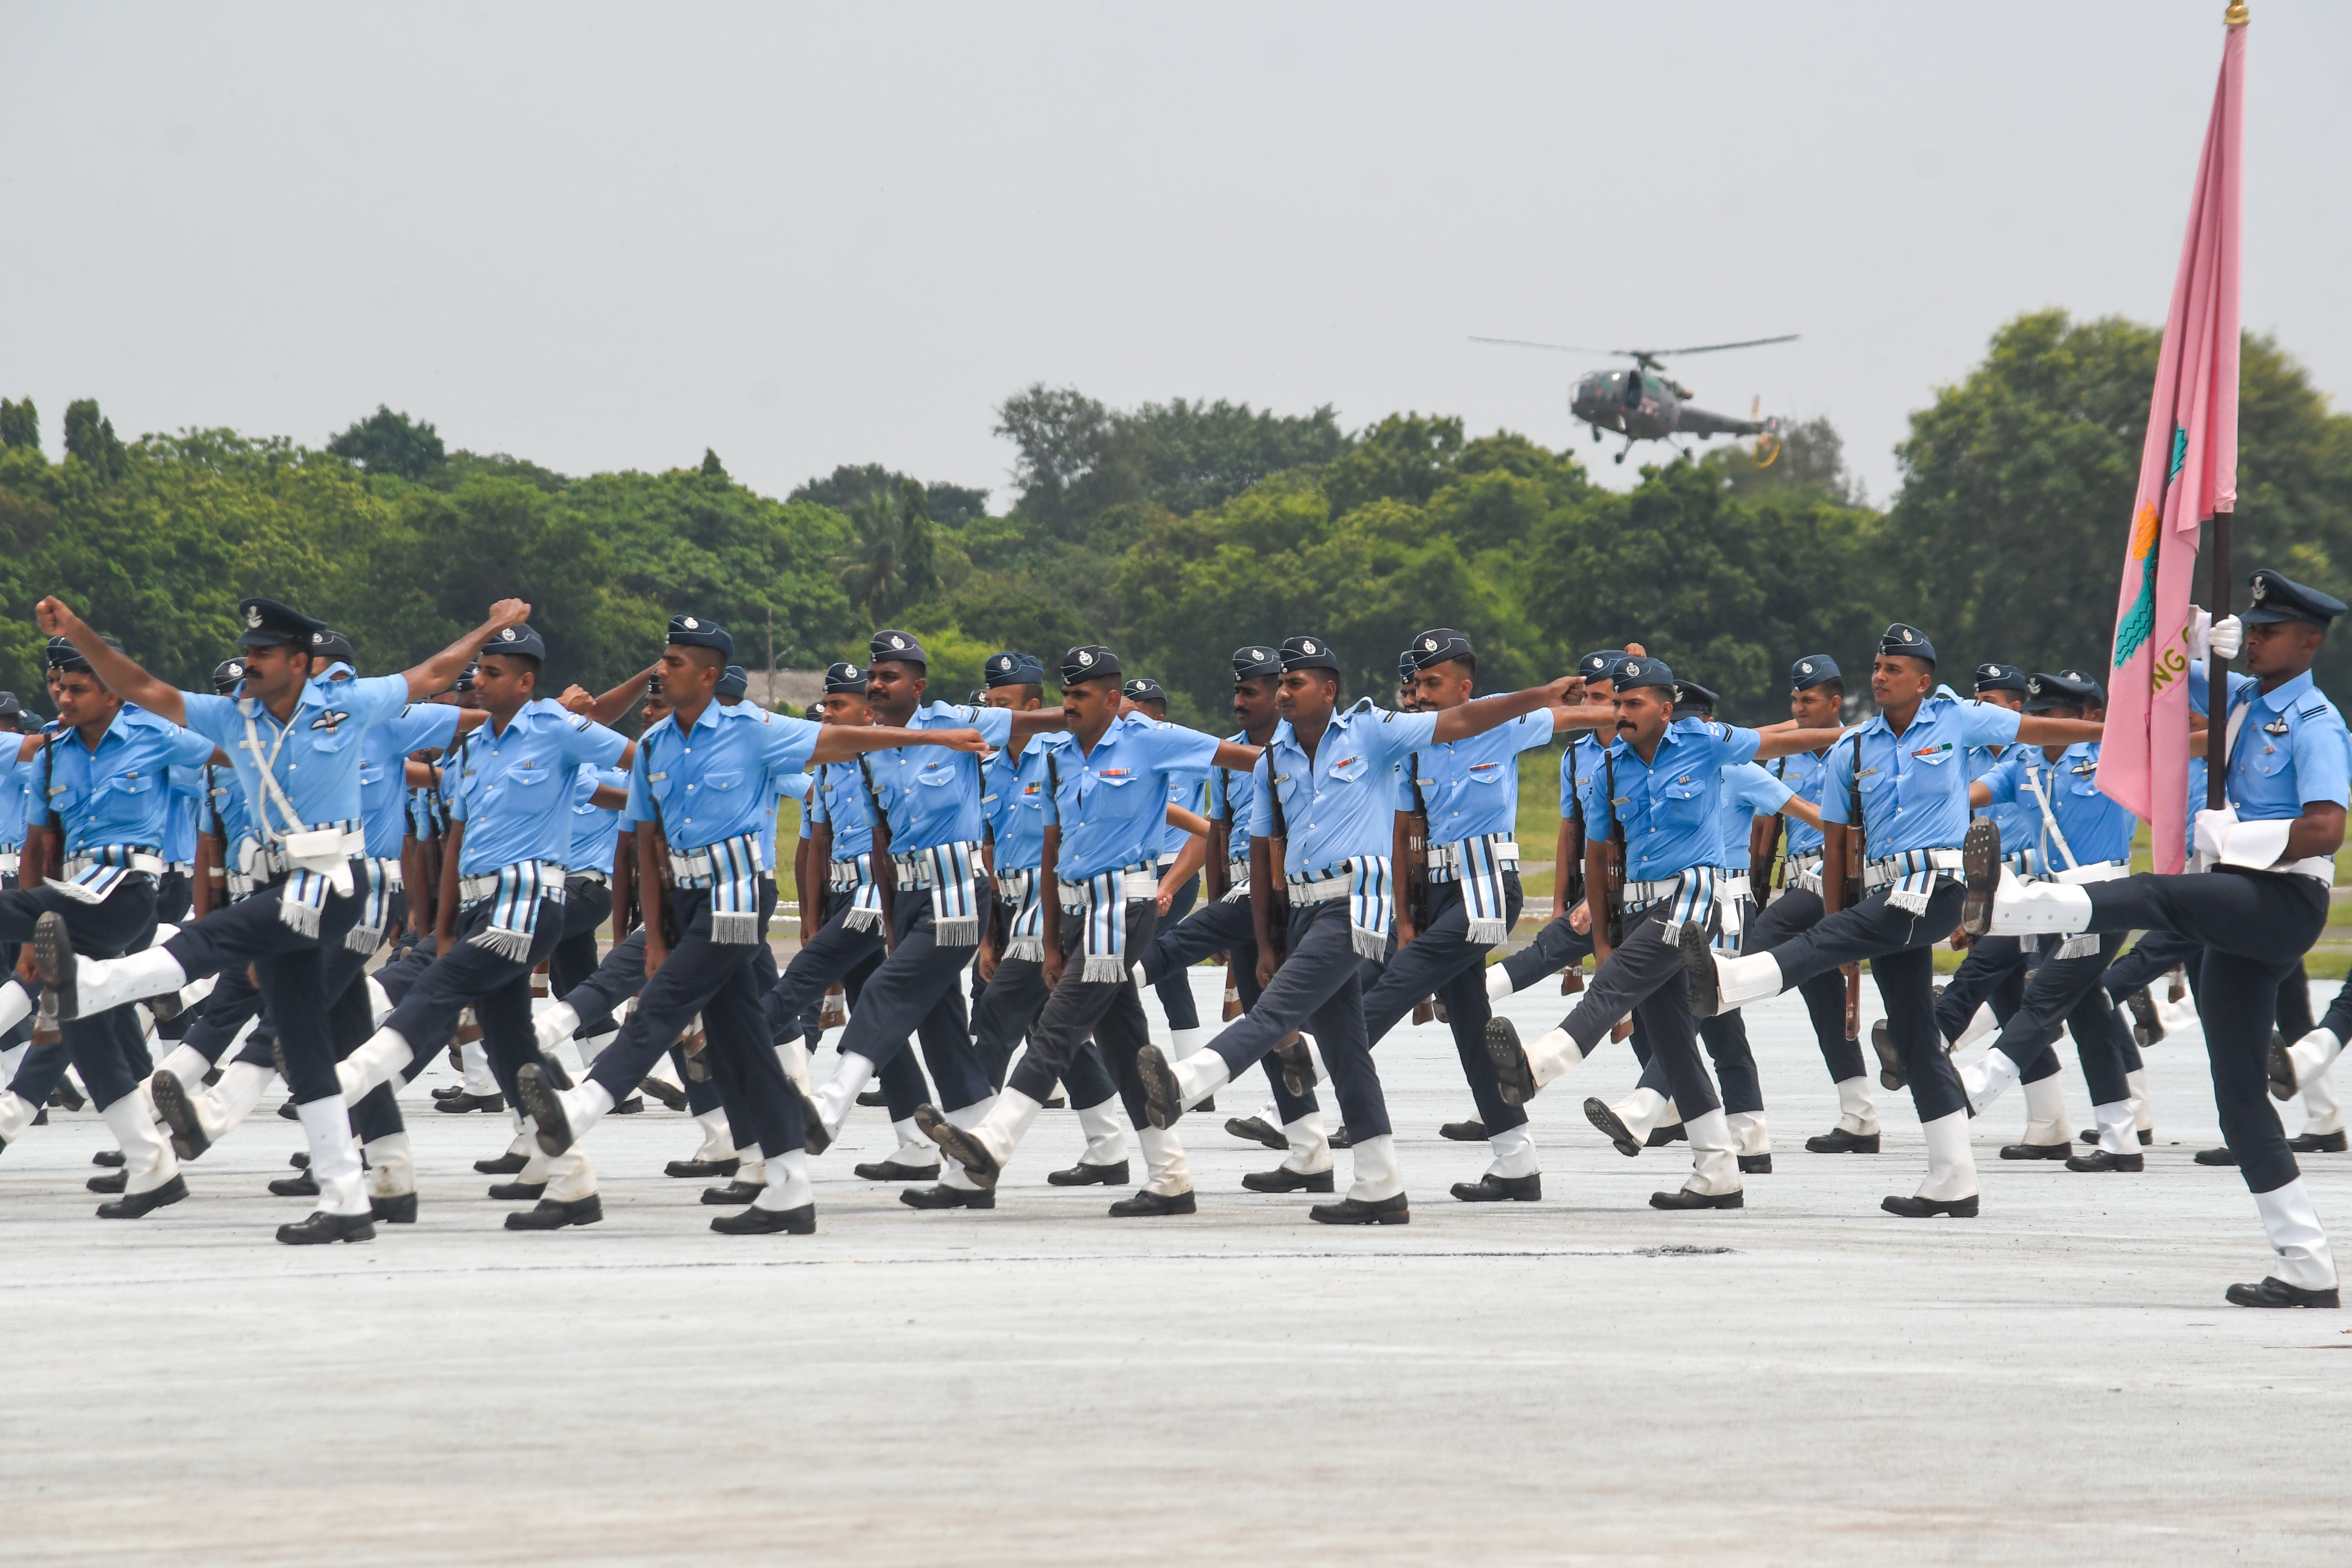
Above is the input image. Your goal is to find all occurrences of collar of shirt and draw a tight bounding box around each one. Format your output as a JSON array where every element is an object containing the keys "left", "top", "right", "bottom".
[{"left": 2236, "top": 668, "right": 2315, "bottom": 716}]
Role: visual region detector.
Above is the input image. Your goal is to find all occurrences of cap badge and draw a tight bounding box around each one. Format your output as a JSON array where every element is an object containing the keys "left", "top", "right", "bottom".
[
  {"left": 682, "top": 616, "right": 700, "bottom": 629},
  {"left": 1799, "top": 661, "right": 1813, "bottom": 674},
  {"left": 1301, "top": 640, "right": 1318, "bottom": 654},
  {"left": 2252, "top": 577, "right": 2268, "bottom": 602},
  {"left": 890, "top": 635, "right": 908, "bottom": 650},
  {"left": 1421, "top": 638, "right": 1437, "bottom": 651},
  {"left": 1078, "top": 651, "right": 1095, "bottom": 667},
  {"left": 246, "top": 609, "right": 263, "bottom": 629},
  {"left": 499, "top": 628, "right": 517, "bottom": 642}
]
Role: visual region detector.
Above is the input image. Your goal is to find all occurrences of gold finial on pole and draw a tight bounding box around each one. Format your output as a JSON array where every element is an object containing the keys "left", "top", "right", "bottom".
[{"left": 2224, "top": 1, "right": 2249, "bottom": 24}]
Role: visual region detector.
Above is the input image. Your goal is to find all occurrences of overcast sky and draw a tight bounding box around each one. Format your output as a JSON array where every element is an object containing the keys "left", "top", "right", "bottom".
[{"left": 3, "top": 2, "right": 2344, "bottom": 509}]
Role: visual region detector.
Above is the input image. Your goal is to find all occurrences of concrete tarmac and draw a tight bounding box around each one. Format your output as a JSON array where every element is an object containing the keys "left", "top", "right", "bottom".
[{"left": 5, "top": 970, "right": 2349, "bottom": 1565}]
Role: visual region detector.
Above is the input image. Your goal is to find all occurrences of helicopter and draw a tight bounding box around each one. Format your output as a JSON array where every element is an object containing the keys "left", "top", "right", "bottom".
[{"left": 1469, "top": 332, "right": 1799, "bottom": 465}]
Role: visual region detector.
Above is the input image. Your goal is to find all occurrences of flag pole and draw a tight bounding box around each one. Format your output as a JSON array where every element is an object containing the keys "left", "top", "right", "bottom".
[{"left": 2210, "top": 0, "right": 2246, "bottom": 808}]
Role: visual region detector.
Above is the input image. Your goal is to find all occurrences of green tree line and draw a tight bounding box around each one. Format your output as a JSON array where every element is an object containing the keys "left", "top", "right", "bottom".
[{"left": 1, "top": 309, "right": 2347, "bottom": 723}]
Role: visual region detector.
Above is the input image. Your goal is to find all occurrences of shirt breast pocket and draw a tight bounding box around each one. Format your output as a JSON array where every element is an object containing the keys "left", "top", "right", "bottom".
[
  {"left": 1659, "top": 776, "right": 1708, "bottom": 825},
  {"left": 701, "top": 768, "right": 746, "bottom": 796},
  {"left": 359, "top": 764, "right": 386, "bottom": 789},
  {"left": 1327, "top": 756, "right": 1367, "bottom": 784}
]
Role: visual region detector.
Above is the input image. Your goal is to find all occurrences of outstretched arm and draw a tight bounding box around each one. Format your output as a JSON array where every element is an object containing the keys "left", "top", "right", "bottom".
[
  {"left": 34, "top": 598, "right": 183, "bottom": 723},
  {"left": 1428, "top": 676, "right": 1584, "bottom": 745},
  {"left": 2015, "top": 716, "right": 2103, "bottom": 746},
  {"left": 1209, "top": 740, "right": 1261, "bottom": 771},
  {"left": 1008, "top": 710, "right": 1070, "bottom": 740},
  {"left": 564, "top": 664, "right": 659, "bottom": 727},
  {"left": 1753, "top": 726, "right": 1848, "bottom": 760},
  {"left": 402, "top": 599, "right": 533, "bottom": 702},
  {"left": 808, "top": 724, "right": 987, "bottom": 764}
]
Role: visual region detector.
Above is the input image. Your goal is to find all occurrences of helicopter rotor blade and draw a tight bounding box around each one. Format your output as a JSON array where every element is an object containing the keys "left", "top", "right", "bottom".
[
  {"left": 1628, "top": 334, "right": 1801, "bottom": 361},
  {"left": 1467, "top": 336, "right": 1626, "bottom": 356}
]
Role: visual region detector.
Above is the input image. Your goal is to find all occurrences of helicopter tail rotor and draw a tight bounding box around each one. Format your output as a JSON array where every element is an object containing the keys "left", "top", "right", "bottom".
[{"left": 1750, "top": 398, "right": 1783, "bottom": 468}]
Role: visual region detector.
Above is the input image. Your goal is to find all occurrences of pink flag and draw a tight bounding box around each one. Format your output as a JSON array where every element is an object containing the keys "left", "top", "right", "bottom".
[{"left": 2098, "top": 15, "right": 2245, "bottom": 872}]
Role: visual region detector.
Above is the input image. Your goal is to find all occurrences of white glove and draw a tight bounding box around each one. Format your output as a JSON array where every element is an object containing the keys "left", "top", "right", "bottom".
[
  {"left": 2209, "top": 614, "right": 2243, "bottom": 660},
  {"left": 2192, "top": 806, "right": 2237, "bottom": 859}
]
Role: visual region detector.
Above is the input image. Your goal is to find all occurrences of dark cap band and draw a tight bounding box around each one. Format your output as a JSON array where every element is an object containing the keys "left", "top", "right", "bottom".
[
  {"left": 666, "top": 614, "right": 734, "bottom": 660},
  {"left": 823, "top": 662, "right": 868, "bottom": 694},
  {"left": 1279, "top": 634, "right": 1339, "bottom": 675},
  {"left": 1062, "top": 645, "right": 1121, "bottom": 685},
  {"left": 869, "top": 629, "right": 927, "bottom": 665}
]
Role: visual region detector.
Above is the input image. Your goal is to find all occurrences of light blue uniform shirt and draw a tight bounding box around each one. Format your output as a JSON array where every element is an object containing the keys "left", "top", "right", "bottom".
[
  {"left": 447, "top": 700, "right": 629, "bottom": 874},
  {"left": 361, "top": 703, "right": 463, "bottom": 859},
  {"left": 808, "top": 760, "right": 876, "bottom": 861},
  {"left": 982, "top": 744, "right": 1051, "bottom": 874},
  {"left": 1398, "top": 711, "right": 1554, "bottom": 847},
  {"left": 1159, "top": 765, "right": 1209, "bottom": 860},
  {"left": 0, "top": 750, "right": 30, "bottom": 847},
  {"left": 1968, "top": 739, "right": 2040, "bottom": 860},
  {"left": 859, "top": 702, "right": 1012, "bottom": 853},
  {"left": 182, "top": 672, "right": 411, "bottom": 835},
  {"left": 1577, "top": 719, "right": 1763, "bottom": 881},
  {"left": 1769, "top": 748, "right": 1831, "bottom": 858},
  {"left": 1039, "top": 713, "right": 1223, "bottom": 880},
  {"left": 1718, "top": 760, "right": 1795, "bottom": 867},
  {"left": 163, "top": 767, "right": 205, "bottom": 863},
  {"left": 36, "top": 706, "right": 217, "bottom": 856},
  {"left": 1818, "top": 695, "right": 2023, "bottom": 856},
  {"left": 1979, "top": 742, "right": 2135, "bottom": 870},
  {"left": 761, "top": 769, "right": 811, "bottom": 869},
  {"left": 627, "top": 700, "right": 822, "bottom": 854},
  {"left": 204, "top": 762, "right": 255, "bottom": 864},
  {"left": 1205, "top": 732, "right": 1263, "bottom": 863},
  {"left": 568, "top": 762, "right": 632, "bottom": 875},
  {"left": 1249, "top": 700, "right": 1443, "bottom": 877},
  {"left": 2189, "top": 664, "right": 2352, "bottom": 820}
]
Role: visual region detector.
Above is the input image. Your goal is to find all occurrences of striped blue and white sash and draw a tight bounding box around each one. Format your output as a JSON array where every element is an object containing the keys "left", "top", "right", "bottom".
[
  {"left": 1429, "top": 831, "right": 1516, "bottom": 947},
  {"left": 1288, "top": 855, "right": 1394, "bottom": 963},
  {"left": 673, "top": 832, "right": 768, "bottom": 945},
  {"left": 993, "top": 867, "right": 1045, "bottom": 961},
  {"left": 1058, "top": 863, "right": 1155, "bottom": 983},
  {"left": 893, "top": 840, "right": 982, "bottom": 948},
  {"left": 346, "top": 857, "right": 403, "bottom": 955},
  {"left": 462, "top": 859, "right": 566, "bottom": 962},
  {"left": 46, "top": 844, "right": 164, "bottom": 905},
  {"left": 1863, "top": 847, "right": 1965, "bottom": 917},
  {"left": 829, "top": 853, "right": 885, "bottom": 934}
]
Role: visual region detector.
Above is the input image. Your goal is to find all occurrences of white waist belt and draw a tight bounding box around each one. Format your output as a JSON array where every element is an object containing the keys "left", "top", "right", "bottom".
[
  {"left": 668, "top": 833, "right": 768, "bottom": 888},
  {"left": 2050, "top": 858, "right": 2129, "bottom": 885},
  {"left": 1720, "top": 871, "right": 1751, "bottom": 900},
  {"left": 1863, "top": 847, "right": 1964, "bottom": 891},
  {"left": 1785, "top": 850, "right": 1824, "bottom": 892},
  {"left": 1058, "top": 869, "right": 1159, "bottom": 910},
  {"left": 63, "top": 849, "right": 165, "bottom": 878},
  {"left": 1426, "top": 835, "right": 1520, "bottom": 879},
  {"left": 460, "top": 860, "right": 567, "bottom": 905},
  {"left": 0, "top": 852, "right": 18, "bottom": 875},
  {"left": 570, "top": 868, "right": 609, "bottom": 888},
  {"left": 892, "top": 841, "right": 981, "bottom": 890},
  {"left": 1622, "top": 874, "right": 1682, "bottom": 907}
]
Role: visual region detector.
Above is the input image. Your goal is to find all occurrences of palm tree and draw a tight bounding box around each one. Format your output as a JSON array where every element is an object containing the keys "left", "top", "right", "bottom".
[{"left": 834, "top": 481, "right": 936, "bottom": 623}]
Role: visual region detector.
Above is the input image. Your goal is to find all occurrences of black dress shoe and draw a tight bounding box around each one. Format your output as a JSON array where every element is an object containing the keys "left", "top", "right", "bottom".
[
  {"left": 2226, "top": 1276, "right": 2341, "bottom": 1309},
  {"left": 513, "top": 1063, "right": 571, "bottom": 1155},
  {"left": 87, "top": 1169, "right": 126, "bottom": 1193},
  {"left": 1584, "top": 1097, "right": 1642, "bottom": 1158},
  {"left": 853, "top": 1157, "right": 942, "bottom": 1181},
  {"left": 2290, "top": 1129, "right": 2350, "bottom": 1154},
  {"left": 1328, "top": 1125, "right": 1352, "bottom": 1149},
  {"left": 916, "top": 1102, "right": 999, "bottom": 1189},
  {"left": 1439, "top": 1119, "right": 1488, "bottom": 1142},
  {"left": 795, "top": 1085, "right": 831, "bottom": 1157},
  {"left": 476, "top": 1151, "right": 529, "bottom": 1175},
  {"left": 2001, "top": 1140, "right": 2073, "bottom": 1160},
  {"left": 1880, "top": 1193, "right": 1980, "bottom": 1218},
  {"left": 270, "top": 1171, "right": 320, "bottom": 1198},
  {"left": 1806, "top": 1126, "right": 1881, "bottom": 1154},
  {"left": 33, "top": 912, "right": 79, "bottom": 1018},
  {"left": 538, "top": 1056, "right": 575, "bottom": 1091},
  {"left": 1646, "top": 1123, "right": 1687, "bottom": 1147},
  {"left": 1275, "top": 1035, "right": 1314, "bottom": 1097},
  {"left": 2195, "top": 1145, "right": 2240, "bottom": 1166},
  {"left": 1225, "top": 1115, "right": 1286, "bottom": 1151},
  {"left": 1308, "top": 1192, "right": 1408, "bottom": 1225},
  {"left": 97, "top": 1175, "right": 188, "bottom": 1219},
  {"left": 290, "top": 1151, "right": 310, "bottom": 1168},
  {"left": 91, "top": 1147, "right": 125, "bottom": 1168},
  {"left": 1870, "top": 1019, "right": 1908, "bottom": 1092},
  {"left": 1485, "top": 1017, "right": 1535, "bottom": 1107},
  {"left": 610, "top": 1095, "right": 645, "bottom": 1116},
  {"left": 2125, "top": 987, "right": 2163, "bottom": 1047},
  {"left": 1108, "top": 1188, "right": 1196, "bottom": 1217},
  {"left": 277, "top": 1098, "right": 300, "bottom": 1120},
  {"left": 712, "top": 1202, "right": 816, "bottom": 1234},
  {"left": 856, "top": 1087, "right": 889, "bottom": 1108},
  {"left": 1135, "top": 1044, "right": 1183, "bottom": 1129},
  {"left": 1243, "top": 1165, "right": 1335, "bottom": 1194},
  {"left": 1048, "top": 1160, "right": 1129, "bottom": 1186},
  {"left": 50, "top": 1078, "right": 86, "bottom": 1112},
  {"left": 2269, "top": 1037, "right": 2299, "bottom": 1102},
  {"left": 1451, "top": 1172, "right": 1541, "bottom": 1203},
  {"left": 432, "top": 1083, "right": 467, "bottom": 1101},
  {"left": 1958, "top": 815, "right": 1999, "bottom": 935},
  {"left": 488, "top": 1179, "right": 549, "bottom": 1201},
  {"left": 899, "top": 1184, "right": 994, "bottom": 1210},
  {"left": 201, "top": 1067, "right": 220, "bottom": 1087},
  {"left": 435, "top": 1091, "right": 505, "bottom": 1114},
  {"left": 667, "top": 1156, "right": 743, "bottom": 1179},
  {"left": 371, "top": 1192, "right": 419, "bottom": 1223},
  {"left": 1677, "top": 922, "right": 1721, "bottom": 1017},
  {"left": 1651, "top": 1186, "right": 1743, "bottom": 1210},
  {"left": 1738, "top": 1153, "right": 1773, "bottom": 1174},
  {"left": 639, "top": 1077, "right": 688, "bottom": 1112},
  {"left": 701, "top": 1180, "right": 762, "bottom": 1205},
  {"left": 1044, "top": 1094, "right": 1068, "bottom": 1108},
  {"left": 505, "top": 1193, "right": 602, "bottom": 1230},
  {"left": 2066, "top": 1149, "right": 2144, "bottom": 1172},
  {"left": 276, "top": 1209, "right": 375, "bottom": 1245}
]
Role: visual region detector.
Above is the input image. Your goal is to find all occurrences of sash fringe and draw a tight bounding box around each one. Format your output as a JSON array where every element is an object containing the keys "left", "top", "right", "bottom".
[
  {"left": 473, "top": 925, "right": 533, "bottom": 962},
  {"left": 710, "top": 911, "right": 763, "bottom": 946}
]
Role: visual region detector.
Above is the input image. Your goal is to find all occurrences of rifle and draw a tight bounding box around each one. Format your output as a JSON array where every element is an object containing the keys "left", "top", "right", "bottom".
[
  {"left": 1259, "top": 751, "right": 1292, "bottom": 967},
  {"left": 1403, "top": 751, "right": 1436, "bottom": 1025},
  {"left": 1749, "top": 760, "right": 1784, "bottom": 897},
  {"left": 1560, "top": 737, "right": 1590, "bottom": 995},
  {"left": 1600, "top": 741, "right": 1624, "bottom": 947},
  {"left": 855, "top": 754, "right": 897, "bottom": 953},
  {"left": 1206, "top": 767, "right": 1242, "bottom": 1021},
  {"left": 1838, "top": 738, "right": 1866, "bottom": 1038}
]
